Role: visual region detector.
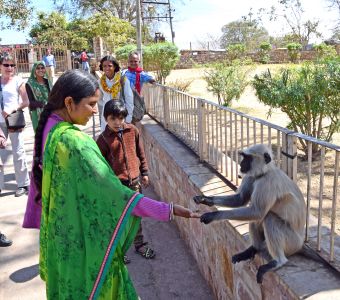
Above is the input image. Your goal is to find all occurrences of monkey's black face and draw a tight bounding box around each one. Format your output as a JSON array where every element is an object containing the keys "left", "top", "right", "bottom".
[{"left": 240, "top": 153, "right": 253, "bottom": 174}]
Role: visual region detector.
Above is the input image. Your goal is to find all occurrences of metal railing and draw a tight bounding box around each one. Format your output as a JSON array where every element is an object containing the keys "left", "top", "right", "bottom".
[
  {"left": 0, "top": 45, "right": 70, "bottom": 73},
  {"left": 144, "top": 83, "right": 340, "bottom": 270}
]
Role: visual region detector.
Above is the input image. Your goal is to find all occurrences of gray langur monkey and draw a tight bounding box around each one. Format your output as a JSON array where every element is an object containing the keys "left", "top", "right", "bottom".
[{"left": 193, "top": 144, "right": 306, "bottom": 284}]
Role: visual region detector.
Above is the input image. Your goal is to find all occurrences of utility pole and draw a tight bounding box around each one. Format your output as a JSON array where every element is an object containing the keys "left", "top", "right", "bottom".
[
  {"left": 136, "top": 0, "right": 143, "bottom": 66},
  {"left": 142, "top": 0, "right": 175, "bottom": 44}
]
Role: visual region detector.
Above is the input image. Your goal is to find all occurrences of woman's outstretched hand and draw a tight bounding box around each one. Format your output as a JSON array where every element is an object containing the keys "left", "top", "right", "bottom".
[{"left": 173, "top": 204, "right": 201, "bottom": 219}]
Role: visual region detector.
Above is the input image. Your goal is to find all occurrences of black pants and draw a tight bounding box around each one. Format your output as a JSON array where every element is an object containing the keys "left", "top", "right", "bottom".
[{"left": 121, "top": 179, "right": 144, "bottom": 248}]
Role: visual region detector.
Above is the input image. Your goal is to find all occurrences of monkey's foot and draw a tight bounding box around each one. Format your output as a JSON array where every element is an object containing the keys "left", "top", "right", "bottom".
[
  {"left": 256, "top": 260, "right": 278, "bottom": 284},
  {"left": 193, "top": 195, "right": 214, "bottom": 207},
  {"left": 232, "top": 246, "right": 257, "bottom": 264}
]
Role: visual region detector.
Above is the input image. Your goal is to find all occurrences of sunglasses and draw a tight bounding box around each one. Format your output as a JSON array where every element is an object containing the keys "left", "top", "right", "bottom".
[
  {"left": 36, "top": 66, "right": 46, "bottom": 70},
  {"left": 2, "top": 64, "right": 16, "bottom": 68}
]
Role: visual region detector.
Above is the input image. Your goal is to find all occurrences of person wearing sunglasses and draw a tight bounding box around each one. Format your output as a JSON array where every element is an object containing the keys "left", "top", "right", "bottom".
[
  {"left": 25, "top": 61, "right": 53, "bottom": 132},
  {"left": 0, "top": 55, "right": 30, "bottom": 197}
]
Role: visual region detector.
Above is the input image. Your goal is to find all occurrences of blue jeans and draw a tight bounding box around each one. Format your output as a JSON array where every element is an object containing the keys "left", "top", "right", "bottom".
[{"left": 82, "top": 61, "right": 90, "bottom": 73}]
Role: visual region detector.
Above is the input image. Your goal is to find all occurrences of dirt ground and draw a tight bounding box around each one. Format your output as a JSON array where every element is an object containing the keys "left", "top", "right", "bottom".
[
  {"left": 165, "top": 66, "right": 340, "bottom": 238},
  {"left": 166, "top": 65, "right": 340, "bottom": 145}
]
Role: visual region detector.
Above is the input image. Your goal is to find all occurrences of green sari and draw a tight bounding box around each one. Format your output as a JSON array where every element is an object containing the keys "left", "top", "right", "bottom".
[
  {"left": 26, "top": 61, "right": 52, "bottom": 131},
  {"left": 40, "top": 121, "right": 143, "bottom": 300}
]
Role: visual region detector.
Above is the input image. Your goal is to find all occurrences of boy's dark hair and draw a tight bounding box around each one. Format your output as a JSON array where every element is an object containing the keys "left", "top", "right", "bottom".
[{"left": 103, "top": 100, "right": 128, "bottom": 120}]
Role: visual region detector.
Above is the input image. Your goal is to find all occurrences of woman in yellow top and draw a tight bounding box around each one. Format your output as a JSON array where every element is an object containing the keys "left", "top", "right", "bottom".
[{"left": 98, "top": 56, "right": 133, "bottom": 131}]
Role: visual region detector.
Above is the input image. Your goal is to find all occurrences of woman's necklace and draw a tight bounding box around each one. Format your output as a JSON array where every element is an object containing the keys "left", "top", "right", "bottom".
[{"left": 100, "top": 72, "right": 121, "bottom": 99}]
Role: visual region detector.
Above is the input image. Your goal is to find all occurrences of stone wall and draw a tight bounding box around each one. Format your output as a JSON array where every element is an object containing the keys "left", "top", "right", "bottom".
[
  {"left": 176, "top": 48, "right": 339, "bottom": 68},
  {"left": 139, "top": 115, "right": 340, "bottom": 300}
]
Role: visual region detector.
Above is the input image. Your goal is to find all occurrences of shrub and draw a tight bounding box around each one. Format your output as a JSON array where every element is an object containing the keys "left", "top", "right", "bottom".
[
  {"left": 226, "top": 44, "right": 246, "bottom": 61},
  {"left": 115, "top": 42, "right": 179, "bottom": 84},
  {"left": 259, "top": 41, "right": 271, "bottom": 64},
  {"left": 204, "top": 60, "right": 253, "bottom": 106},
  {"left": 252, "top": 59, "right": 340, "bottom": 154},
  {"left": 166, "top": 79, "right": 193, "bottom": 92},
  {"left": 286, "top": 43, "right": 302, "bottom": 63},
  {"left": 313, "top": 43, "right": 338, "bottom": 61}
]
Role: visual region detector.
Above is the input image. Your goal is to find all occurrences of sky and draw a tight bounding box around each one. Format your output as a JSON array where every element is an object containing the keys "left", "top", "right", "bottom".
[{"left": 0, "top": 0, "right": 338, "bottom": 50}]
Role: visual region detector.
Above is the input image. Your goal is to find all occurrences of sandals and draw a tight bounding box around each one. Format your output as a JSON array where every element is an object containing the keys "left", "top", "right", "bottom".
[
  {"left": 123, "top": 255, "right": 131, "bottom": 264},
  {"left": 135, "top": 242, "right": 155, "bottom": 259}
]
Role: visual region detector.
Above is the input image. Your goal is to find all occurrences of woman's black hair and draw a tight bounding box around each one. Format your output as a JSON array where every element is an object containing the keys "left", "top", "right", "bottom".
[
  {"left": 99, "top": 55, "right": 120, "bottom": 72},
  {"left": 103, "top": 100, "right": 128, "bottom": 120},
  {"left": 33, "top": 69, "right": 99, "bottom": 202}
]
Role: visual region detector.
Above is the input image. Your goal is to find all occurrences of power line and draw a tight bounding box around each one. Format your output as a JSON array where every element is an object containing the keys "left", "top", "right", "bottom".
[{"left": 141, "top": 0, "right": 175, "bottom": 43}]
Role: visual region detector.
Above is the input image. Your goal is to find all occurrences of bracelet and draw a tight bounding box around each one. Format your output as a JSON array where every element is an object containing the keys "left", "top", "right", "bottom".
[{"left": 169, "top": 202, "right": 174, "bottom": 221}]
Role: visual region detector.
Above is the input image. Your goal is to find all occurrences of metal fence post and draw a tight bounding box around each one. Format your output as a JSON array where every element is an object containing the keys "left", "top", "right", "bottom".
[
  {"left": 282, "top": 133, "right": 297, "bottom": 181},
  {"left": 198, "top": 98, "right": 208, "bottom": 162},
  {"left": 162, "top": 86, "right": 170, "bottom": 129}
]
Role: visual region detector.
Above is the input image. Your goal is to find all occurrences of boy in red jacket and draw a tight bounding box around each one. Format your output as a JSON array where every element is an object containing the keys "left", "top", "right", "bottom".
[{"left": 96, "top": 100, "right": 155, "bottom": 262}]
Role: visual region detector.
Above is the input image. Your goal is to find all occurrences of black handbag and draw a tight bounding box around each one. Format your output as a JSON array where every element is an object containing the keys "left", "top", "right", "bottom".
[
  {"left": 0, "top": 76, "right": 26, "bottom": 130},
  {"left": 5, "top": 110, "right": 26, "bottom": 130}
]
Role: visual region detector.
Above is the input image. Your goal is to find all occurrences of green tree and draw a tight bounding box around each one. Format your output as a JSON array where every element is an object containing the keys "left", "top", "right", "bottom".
[
  {"left": 204, "top": 60, "right": 253, "bottom": 106},
  {"left": 270, "top": 0, "right": 321, "bottom": 46},
  {"left": 0, "top": 0, "right": 33, "bottom": 30},
  {"left": 30, "top": 12, "right": 70, "bottom": 47},
  {"left": 226, "top": 44, "right": 246, "bottom": 61},
  {"left": 146, "top": 43, "right": 179, "bottom": 84},
  {"left": 259, "top": 41, "right": 271, "bottom": 64},
  {"left": 313, "top": 43, "right": 338, "bottom": 60},
  {"left": 54, "top": 0, "right": 136, "bottom": 21},
  {"left": 115, "top": 42, "right": 179, "bottom": 84},
  {"left": 220, "top": 20, "right": 269, "bottom": 51},
  {"left": 29, "top": 12, "right": 135, "bottom": 51},
  {"left": 85, "top": 13, "right": 135, "bottom": 51},
  {"left": 252, "top": 59, "right": 340, "bottom": 154},
  {"left": 286, "top": 42, "right": 302, "bottom": 63}
]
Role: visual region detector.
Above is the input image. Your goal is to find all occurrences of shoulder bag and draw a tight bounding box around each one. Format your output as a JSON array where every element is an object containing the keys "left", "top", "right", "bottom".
[{"left": 0, "top": 76, "right": 26, "bottom": 130}]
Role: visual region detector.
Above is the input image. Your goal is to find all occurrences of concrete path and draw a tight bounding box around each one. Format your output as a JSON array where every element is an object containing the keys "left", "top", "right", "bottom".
[{"left": 0, "top": 112, "right": 213, "bottom": 300}]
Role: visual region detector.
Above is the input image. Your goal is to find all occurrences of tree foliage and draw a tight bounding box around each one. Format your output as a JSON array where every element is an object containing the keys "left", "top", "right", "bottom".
[
  {"left": 252, "top": 59, "right": 340, "bottom": 154},
  {"left": 226, "top": 44, "right": 246, "bottom": 61},
  {"left": 313, "top": 43, "right": 338, "bottom": 60},
  {"left": 30, "top": 12, "right": 69, "bottom": 47},
  {"left": 259, "top": 41, "right": 272, "bottom": 64},
  {"left": 220, "top": 20, "right": 269, "bottom": 51},
  {"left": 204, "top": 60, "right": 253, "bottom": 106},
  {"left": 0, "top": 0, "right": 33, "bottom": 31},
  {"left": 272, "top": 0, "right": 322, "bottom": 46},
  {"left": 115, "top": 42, "right": 179, "bottom": 84},
  {"left": 286, "top": 42, "right": 302, "bottom": 63},
  {"left": 54, "top": 0, "right": 136, "bottom": 21},
  {"left": 29, "top": 12, "right": 135, "bottom": 50}
]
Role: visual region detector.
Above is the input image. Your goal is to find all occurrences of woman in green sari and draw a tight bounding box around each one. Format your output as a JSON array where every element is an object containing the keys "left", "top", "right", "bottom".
[
  {"left": 25, "top": 61, "right": 52, "bottom": 131},
  {"left": 31, "top": 70, "right": 199, "bottom": 299}
]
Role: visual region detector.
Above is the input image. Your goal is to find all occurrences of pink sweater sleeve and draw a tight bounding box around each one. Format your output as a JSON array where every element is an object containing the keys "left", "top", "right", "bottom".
[{"left": 132, "top": 196, "right": 171, "bottom": 221}]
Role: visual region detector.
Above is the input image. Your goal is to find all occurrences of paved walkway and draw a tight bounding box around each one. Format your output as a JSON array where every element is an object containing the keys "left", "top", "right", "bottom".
[{"left": 0, "top": 111, "right": 213, "bottom": 299}]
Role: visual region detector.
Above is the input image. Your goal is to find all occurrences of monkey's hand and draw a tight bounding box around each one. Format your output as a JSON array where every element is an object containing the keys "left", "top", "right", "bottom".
[
  {"left": 200, "top": 212, "right": 218, "bottom": 224},
  {"left": 193, "top": 195, "right": 214, "bottom": 207}
]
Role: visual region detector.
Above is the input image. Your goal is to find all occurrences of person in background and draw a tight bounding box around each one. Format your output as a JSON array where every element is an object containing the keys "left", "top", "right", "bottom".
[
  {"left": 42, "top": 49, "right": 56, "bottom": 83},
  {"left": 25, "top": 61, "right": 52, "bottom": 132},
  {"left": 0, "top": 231, "right": 12, "bottom": 247},
  {"left": 0, "top": 127, "right": 12, "bottom": 247},
  {"left": 123, "top": 51, "right": 155, "bottom": 95},
  {"left": 0, "top": 55, "right": 30, "bottom": 197},
  {"left": 29, "top": 69, "right": 199, "bottom": 299},
  {"left": 80, "top": 49, "right": 90, "bottom": 73},
  {"left": 97, "top": 100, "right": 154, "bottom": 263},
  {"left": 98, "top": 55, "right": 133, "bottom": 131}
]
